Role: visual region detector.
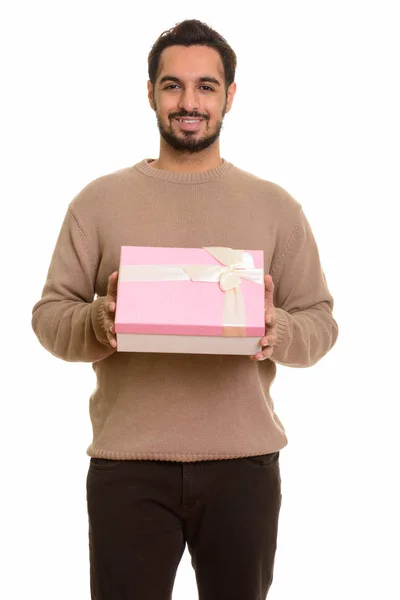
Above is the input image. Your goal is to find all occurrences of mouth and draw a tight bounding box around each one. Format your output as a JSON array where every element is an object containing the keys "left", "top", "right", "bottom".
[{"left": 174, "top": 118, "right": 204, "bottom": 131}]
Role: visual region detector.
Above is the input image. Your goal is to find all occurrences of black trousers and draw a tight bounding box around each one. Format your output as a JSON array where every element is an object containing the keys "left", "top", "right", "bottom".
[{"left": 86, "top": 451, "right": 282, "bottom": 600}]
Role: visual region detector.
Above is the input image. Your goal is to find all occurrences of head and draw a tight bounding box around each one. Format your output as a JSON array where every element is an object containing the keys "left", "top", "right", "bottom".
[{"left": 147, "top": 19, "right": 237, "bottom": 153}]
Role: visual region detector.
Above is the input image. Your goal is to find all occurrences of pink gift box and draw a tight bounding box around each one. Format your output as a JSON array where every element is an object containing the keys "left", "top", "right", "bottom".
[{"left": 114, "top": 246, "right": 265, "bottom": 355}]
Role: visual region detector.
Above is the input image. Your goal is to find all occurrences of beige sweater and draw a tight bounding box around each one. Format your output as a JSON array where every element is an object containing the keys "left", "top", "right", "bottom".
[{"left": 31, "top": 158, "right": 339, "bottom": 462}]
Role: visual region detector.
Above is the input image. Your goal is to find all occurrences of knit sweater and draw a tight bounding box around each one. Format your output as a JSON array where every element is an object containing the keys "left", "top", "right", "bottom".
[{"left": 31, "top": 158, "right": 339, "bottom": 462}]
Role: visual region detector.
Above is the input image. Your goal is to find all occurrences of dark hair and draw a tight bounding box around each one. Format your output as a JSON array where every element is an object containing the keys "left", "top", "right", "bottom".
[{"left": 148, "top": 19, "right": 237, "bottom": 94}]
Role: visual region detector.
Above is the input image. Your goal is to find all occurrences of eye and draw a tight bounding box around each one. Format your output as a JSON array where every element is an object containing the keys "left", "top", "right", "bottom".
[{"left": 163, "top": 84, "right": 214, "bottom": 91}]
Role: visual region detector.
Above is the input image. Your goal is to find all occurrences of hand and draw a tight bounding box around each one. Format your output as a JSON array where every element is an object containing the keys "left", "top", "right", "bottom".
[
  {"left": 102, "top": 271, "right": 119, "bottom": 349},
  {"left": 249, "top": 274, "right": 278, "bottom": 361}
]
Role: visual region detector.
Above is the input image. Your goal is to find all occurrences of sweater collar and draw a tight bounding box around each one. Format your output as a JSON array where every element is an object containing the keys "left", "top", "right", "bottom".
[{"left": 134, "top": 158, "right": 235, "bottom": 184}]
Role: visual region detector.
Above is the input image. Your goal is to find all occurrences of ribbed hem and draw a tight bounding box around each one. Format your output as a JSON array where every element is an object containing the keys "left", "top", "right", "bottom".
[
  {"left": 86, "top": 446, "right": 287, "bottom": 462},
  {"left": 274, "top": 308, "right": 288, "bottom": 349},
  {"left": 134, "top": 158, "right": 235, "bottom": 184},
  {"left": 91, "top": 296, "right": 110, "bottom": 345}
]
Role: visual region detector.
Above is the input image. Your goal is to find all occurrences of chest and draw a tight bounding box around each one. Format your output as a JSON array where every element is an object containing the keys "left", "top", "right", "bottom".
[{"left": 94, "top": 196, "right": 275, "bottom": 295}]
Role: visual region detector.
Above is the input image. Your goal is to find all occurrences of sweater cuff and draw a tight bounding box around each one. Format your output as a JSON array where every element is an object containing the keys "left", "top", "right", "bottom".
[
  {"left": 274, "top": 308, "right": 289, "bottom": 351},
  {"left": 91, "top": 296, "right": 110, "bottom": 345}
]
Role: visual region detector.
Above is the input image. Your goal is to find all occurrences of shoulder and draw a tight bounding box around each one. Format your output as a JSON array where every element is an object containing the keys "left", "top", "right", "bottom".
[
  {"left": 68, "top": 165, "right": 136, "bottom": 216},
  {"left": 230, "top": 164, "right": 302, "bottom": 217}
]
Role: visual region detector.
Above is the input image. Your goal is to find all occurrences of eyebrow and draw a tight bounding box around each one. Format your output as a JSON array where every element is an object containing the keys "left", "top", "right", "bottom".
[{"left": 158, "top": 75, "right": 221, "bottom": 87}]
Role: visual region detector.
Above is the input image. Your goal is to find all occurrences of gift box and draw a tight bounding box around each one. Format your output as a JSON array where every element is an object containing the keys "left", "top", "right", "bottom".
[{"left": 114, "top": 246, "right": 265, "bottom": 355}]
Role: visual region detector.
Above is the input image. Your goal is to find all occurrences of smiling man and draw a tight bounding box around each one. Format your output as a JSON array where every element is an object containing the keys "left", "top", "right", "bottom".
[
  {"left": 32, "top": 19, "right": 338, "bottom": 600},
  {"left": 150, "top": 44, "right": 232, "bottom": 161}
]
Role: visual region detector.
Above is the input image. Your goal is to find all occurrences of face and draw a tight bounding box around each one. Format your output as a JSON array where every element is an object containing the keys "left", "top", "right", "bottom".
[{"left": 148, "top": 45, "right": 236, "bottom": 153}]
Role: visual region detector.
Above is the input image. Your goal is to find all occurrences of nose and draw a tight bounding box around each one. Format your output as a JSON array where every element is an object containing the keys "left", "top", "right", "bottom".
[{"left": 177, "top": 87, "right": 199, "bottom": 113}]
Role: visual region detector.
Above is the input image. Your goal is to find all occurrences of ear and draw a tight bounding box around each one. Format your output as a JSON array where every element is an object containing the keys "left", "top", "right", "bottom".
[
  {"left": 147, "top": 80, "right": 155, "bottom": 111},
  {"left": 225, "top": 82, "right": 237, "bottom": 114}
]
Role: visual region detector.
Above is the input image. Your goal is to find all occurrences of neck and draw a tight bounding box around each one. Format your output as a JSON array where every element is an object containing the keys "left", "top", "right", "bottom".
[{"left": 151, "top": 140, "right": 223, "bottom": 173}]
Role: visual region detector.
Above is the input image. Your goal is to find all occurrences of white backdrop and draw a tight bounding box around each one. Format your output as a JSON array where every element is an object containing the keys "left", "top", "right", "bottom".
[{"left": 2, "top": 1, "right": 399, "bottom": 599}]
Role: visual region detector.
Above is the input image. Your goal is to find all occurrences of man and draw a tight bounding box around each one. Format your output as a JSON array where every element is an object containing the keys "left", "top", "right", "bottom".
[{"left": 32, "top": 19, "right": 338, "bottom": 600}]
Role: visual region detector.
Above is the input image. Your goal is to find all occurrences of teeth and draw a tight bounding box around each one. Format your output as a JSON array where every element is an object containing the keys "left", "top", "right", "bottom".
[{"left": 179, "top": 119, "right": 200, "bottom": 123}]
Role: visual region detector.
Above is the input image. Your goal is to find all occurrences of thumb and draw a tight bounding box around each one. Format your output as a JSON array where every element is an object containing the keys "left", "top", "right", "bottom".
[
  {"left": 264, "top": 274, "right": 274, "bottom": 292},
  {"left": 107, "top": 271, "right": 119, "bottom": 300}
]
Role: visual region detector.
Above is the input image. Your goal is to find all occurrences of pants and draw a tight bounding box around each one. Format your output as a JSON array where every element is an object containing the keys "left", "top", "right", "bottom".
[{"left": 86, "top": 451, "right": 282, "bottom": 600}]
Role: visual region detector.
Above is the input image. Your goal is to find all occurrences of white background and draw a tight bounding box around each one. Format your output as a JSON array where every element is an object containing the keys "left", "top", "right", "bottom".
[{"left": 2, "top": 1, "right": 399, "bottom": 598}]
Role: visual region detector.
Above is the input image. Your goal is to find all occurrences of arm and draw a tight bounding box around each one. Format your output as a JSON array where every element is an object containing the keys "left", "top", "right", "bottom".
[
  {"left": 268, "top": 206, "right": 339, "bottom": 368},
  {"left": 31, "top": 207, "right": 116, "bottom": 363}
]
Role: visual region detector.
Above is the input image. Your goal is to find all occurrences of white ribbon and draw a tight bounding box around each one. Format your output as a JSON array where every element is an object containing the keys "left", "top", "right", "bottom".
[{"left": 119, "top": 247, "right": 264, "bottom": 336}]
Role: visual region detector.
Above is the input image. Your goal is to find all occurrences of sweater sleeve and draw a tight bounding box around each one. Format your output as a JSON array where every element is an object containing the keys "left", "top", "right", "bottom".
[
  {"left": 268, "top": 206, "right": 339, "bottom": 368},
  {"left": 31, "top": 207, "right": 116, "bottom": 363}
]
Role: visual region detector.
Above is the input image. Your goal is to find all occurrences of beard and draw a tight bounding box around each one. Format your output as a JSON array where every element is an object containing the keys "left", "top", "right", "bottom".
[{"left": 154, "top": 98, "right": 227, "bottom": 153}]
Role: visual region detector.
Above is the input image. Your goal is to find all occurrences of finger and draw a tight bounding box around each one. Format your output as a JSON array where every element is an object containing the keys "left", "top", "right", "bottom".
[
  {"left": 265, "top": 306, "right": 277, "bottom": 327},
  {"left": 249, "top": 337, "right": 274, "bottom": 359},
  {"left": 260, "top": 331, "right": 277, "bottom": 348},
  {"left": 265, "top": 316, "right": 277, "bottom": 330},
  {"left": 108, "top": 322, "right": 115, "bottom": 335},
  {"left": 250, "top": 346, "right": 273, "bottom": 361},
  {"left": 106, "top": 301, "right": 116, "bottom": 313},
  {"left": 107, "top": 271, "right": 119, "bottom": 300},
  {"left": 106, "top": 331, "right": 117, "bottom": 348}
]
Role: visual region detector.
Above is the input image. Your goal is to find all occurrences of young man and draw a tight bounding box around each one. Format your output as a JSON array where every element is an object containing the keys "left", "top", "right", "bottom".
[{"left": 32, "top": 19, "right": 338, "bottom": 600}]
